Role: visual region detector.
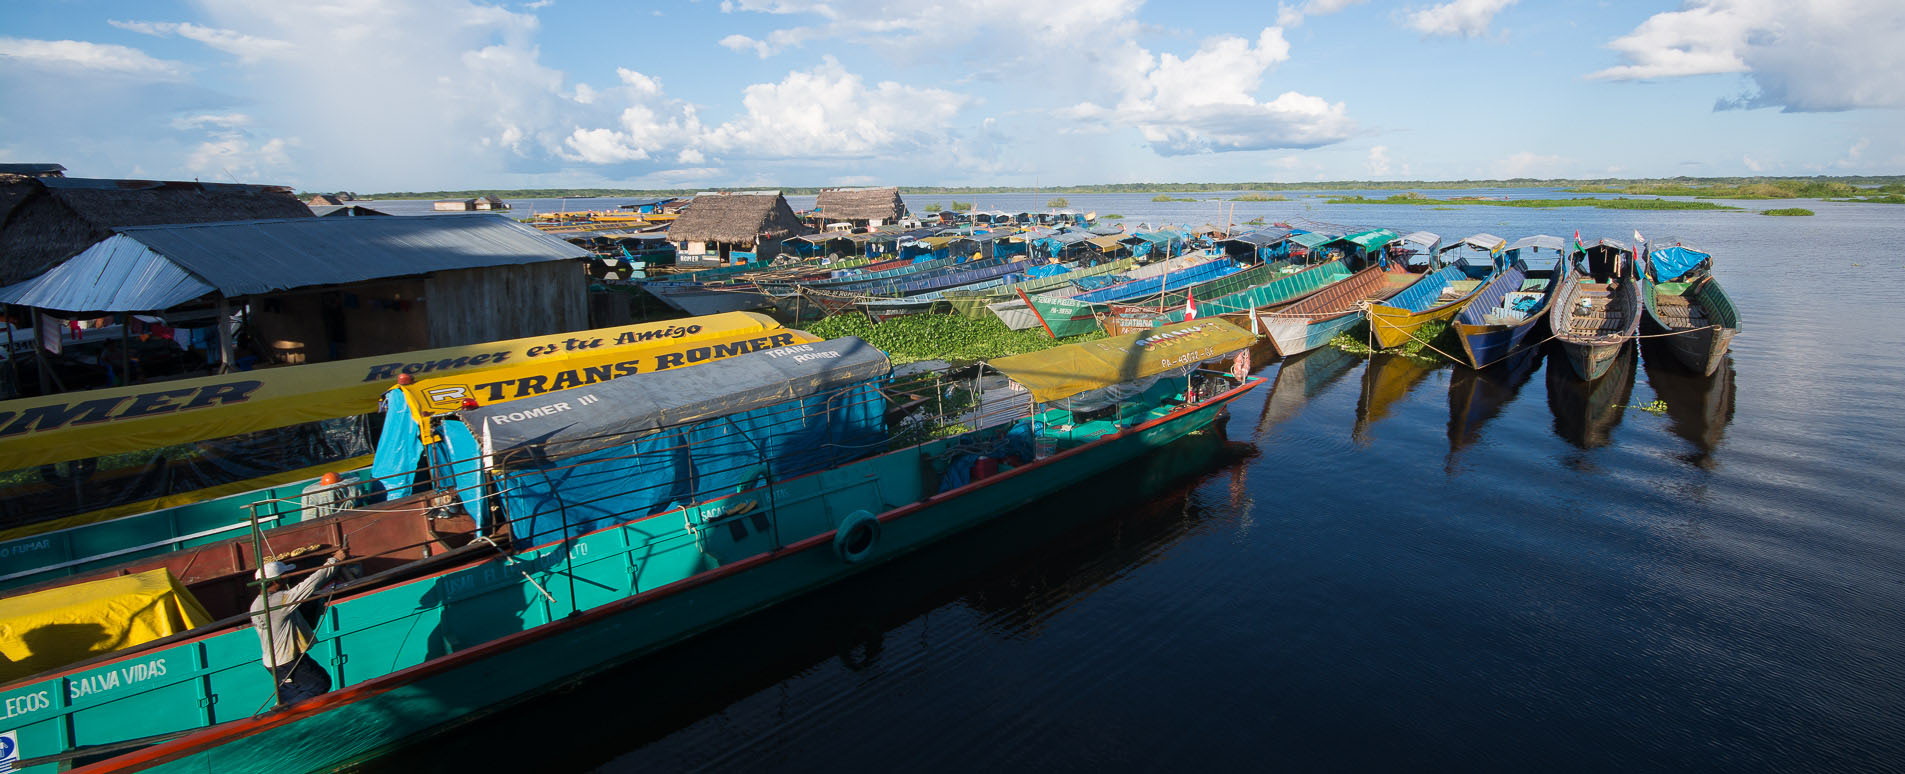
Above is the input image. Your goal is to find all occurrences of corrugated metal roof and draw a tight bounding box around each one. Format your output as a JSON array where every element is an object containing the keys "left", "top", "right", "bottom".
[
  {"left": 1399, "top": 231, "right": 1442, "bottom": 249},
  {"left": 110, "top": 214, "right": 586, "bottom": 297},
  {"left": 0, "top": 234, "right": 216, "bottom": 312},
  {"left": 1290, "top": 232, "right": 1333, "bottom": 249},
  {"left": 1219, "top": 228, "right": 1292, "bottom": 248},
  {"left": 1440, "top": 233, "right": 1506, "bottom": 253}
]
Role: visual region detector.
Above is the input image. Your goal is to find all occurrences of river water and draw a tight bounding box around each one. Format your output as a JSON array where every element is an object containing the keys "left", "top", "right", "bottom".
[{"left": 365, "top": 192, "right": 1905, "bottom": 772}]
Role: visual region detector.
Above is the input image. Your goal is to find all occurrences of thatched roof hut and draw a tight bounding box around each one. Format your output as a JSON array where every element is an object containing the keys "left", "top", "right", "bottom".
[
  {"left": 667, "top": 192, "right": 805, "bottom": 246},
  {"left": 814, "top": 186, "right": 906, "bottom": 224},
  {"left": 308, "top": 193, "right": 346, "bottom": 206},
  {"left": 0, "top": 175, "right": 311, "bottom": 286}
]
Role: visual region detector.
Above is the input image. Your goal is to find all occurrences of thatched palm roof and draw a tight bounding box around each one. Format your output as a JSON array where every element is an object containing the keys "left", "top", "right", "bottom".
[
  {"left": 1, "top": 176, "right": 311, "bottom": 286},
  {"left": 815, "top": 187, "right": 907, "bottom": 221},
  {"left": 668, "top": 192, "right": 806, "bottom": 244},
  {"left": 308, "top": 193, "right": 345, "bottom": 206}
]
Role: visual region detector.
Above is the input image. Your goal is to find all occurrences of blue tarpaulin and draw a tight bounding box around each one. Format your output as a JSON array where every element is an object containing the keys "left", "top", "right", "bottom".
[
  {"left": 1648, "top": 245, "right": 1710, "bottom": 282},
  {"left": 371, "top": 391, "right": 425, "bottom": 499},
  {"left": 1025, "top": 263, "right": 1071, "bottom": 279}
]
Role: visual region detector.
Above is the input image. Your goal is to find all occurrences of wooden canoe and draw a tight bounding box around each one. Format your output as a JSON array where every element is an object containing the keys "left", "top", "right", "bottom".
[
  {"left": 1451, "top": 258, "right": 1560, "bottom": 369},
  {"left": 1548, "top": 263, "right": 1640, "bottom": 381},
  {"left": 1366, "top": 264, "right": 1492, "bottom": 350},
  {"left": 1641, "top": 273, "right": 1740, "bottom": 376},
  {"left": 1254, "top": 265, "right": 1414, "bottom": 357}
]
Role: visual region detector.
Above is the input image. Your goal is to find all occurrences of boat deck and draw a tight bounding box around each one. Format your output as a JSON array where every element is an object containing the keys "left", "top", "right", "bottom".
[
  {"left": 1652, "top": 293, "right": 1710, "bottom": 328},
  {"left": 1565, "top": 282, "right": 1629, "bottom": 334}
]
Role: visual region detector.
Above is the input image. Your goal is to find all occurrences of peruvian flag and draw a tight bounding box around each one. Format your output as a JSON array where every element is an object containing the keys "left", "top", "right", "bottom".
[{"left": 1184, "top": 288, "right": 1198, "bottom": 320}]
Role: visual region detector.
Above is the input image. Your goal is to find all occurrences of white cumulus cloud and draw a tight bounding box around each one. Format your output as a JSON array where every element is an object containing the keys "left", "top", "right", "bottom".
[
  {"left": 1590, "top": 0, "right": 1905, "bottom": 112},
  {"left": 1404, "top": 0, "right": 1517, "bottom": 38},
  {"left": 1367, "top": 145, "right": 1392, "bottom": 175}
]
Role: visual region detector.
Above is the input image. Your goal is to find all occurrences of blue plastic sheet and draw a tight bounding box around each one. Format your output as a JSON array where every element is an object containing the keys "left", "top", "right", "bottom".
[
  {"left": 435, "top": 421, "right": 488, "bottom": 533},
  {"left": 371, "top": 391, "right": 425, "bottom": 499},
  {"left": 1648, "top": 245, "right": 1710, "bottom": 282},
  {"left": 1026, "top": 263, "right": 1071, "bottom": 279},
  {"left": 499, "top": 382, "right": 887, "bottom": 544}
]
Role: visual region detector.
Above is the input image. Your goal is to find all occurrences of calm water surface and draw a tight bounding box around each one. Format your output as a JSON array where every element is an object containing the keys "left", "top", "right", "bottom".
[{"left": 367, "top": 193, "right": 1905, "bottom": 772}]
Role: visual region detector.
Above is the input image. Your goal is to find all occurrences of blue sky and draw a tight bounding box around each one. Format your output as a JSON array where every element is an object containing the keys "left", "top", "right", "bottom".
[{"left": 1, "top": 0, "right": 1899, "bottom": 191}]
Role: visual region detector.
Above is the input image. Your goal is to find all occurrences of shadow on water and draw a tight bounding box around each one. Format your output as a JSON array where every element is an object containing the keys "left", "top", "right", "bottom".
[
  {"left": 1353, "top": 352, "right": 1442, "bottom": 445},
  {"left": 1640, "top": 338, "right": 1736, "bottom": 469},
  {"left": 1445, "top": 347, "right": 1542, "bottom": 465},
  {"left": 1546, "top": 342, "right": 1637, "bottom": 453},
  {"left": 356, "top": 425, "right": 1249, "bottom": 774}
]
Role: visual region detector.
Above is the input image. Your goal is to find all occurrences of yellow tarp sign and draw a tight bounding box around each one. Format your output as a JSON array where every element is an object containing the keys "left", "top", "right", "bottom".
[
  {"left": 397, "top": 326, "right": 823, "bottom": 441},
  {"left": 0, "top": 567, "right": 213, "bottom": 682},
  {"left": 0, "top": 313, "right": 790, "bottom": 473},
  {"left": 987, "top": 318, "right": 1256, "bottom": 403}
]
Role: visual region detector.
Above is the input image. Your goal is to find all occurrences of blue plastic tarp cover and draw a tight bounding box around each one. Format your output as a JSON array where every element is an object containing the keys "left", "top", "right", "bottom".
[
  {"left": 1026, "top": 263, "right": 1071, "bottom": 278},
  {"left": 371, "top": 390, "right": 425, "bottom": 499},
  {"left": 1648, "top": 245, "right": 1710, "bottom": 281}
]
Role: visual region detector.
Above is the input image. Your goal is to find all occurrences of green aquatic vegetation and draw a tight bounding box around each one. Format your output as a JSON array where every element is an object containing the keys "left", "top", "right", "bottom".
[
  {"left": 1327, "top": 319, "right": 1456, "bottom": 363},
  {"left": 923, "top": 203, "right": 942, "bottom": 212},
  {"left": 1761, "top": 208, "right": 1815, "bottom": 216},
  {"left": 1325, "top": 195, "right": 1739, "bottom": 211},
  {"left": 1100, "top": 213, "right": 1125, "bottom": 219},
  {"left": 1828, "top": 195, "right": 1905, "bottom": 204},
  {"left": 1152, "top": 194, "right": 1198, "bottom": 202},
  {"left": 1568, "top": 180, "right": 1859, "bottom": 199},
  {"left": 1624, "top": 399, "right": 1669, "bottom": 415},
  {"left": 807, "top": 311, "right": 1106, "bottom": 365},
  {"left": 1231, "top": 193, "right": 1287, "bottom": 201},
  {"left": 1047, "top": 197, "right": 1069, "bottom": 208}
]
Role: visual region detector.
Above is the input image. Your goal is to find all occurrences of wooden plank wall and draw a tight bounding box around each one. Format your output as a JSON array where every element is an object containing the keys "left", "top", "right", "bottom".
[{"left": 423, "top": 262, "right": 588, "bottom": 348}]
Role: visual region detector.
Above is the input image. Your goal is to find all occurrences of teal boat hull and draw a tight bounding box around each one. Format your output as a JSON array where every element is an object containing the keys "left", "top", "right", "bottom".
[{"left": 36, "top": 379, "right": 1260, "bottom": 774}]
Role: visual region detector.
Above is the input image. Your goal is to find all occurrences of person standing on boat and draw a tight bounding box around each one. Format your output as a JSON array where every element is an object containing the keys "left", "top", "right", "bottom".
[{"left": 250, "top": 549, "right": 347, "bottom": 705}]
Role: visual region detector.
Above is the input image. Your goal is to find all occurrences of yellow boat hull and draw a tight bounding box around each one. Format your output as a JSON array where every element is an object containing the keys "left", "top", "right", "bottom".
[{"left": 1368, "top": 292, "right": 1480, "bottom": 349}]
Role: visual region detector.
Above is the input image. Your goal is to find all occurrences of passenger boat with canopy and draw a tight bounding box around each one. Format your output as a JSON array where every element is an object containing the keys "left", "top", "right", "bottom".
[
  {"left": 1365, "top": 233, "right": 1500, "bottom": 350},
  {"left": 0, "top": 314, "right": 803, "bottom": 592},
  {"left": 0, "top": 321, "right": 1261, "bottom": 774},
  {"left": 1451, "top": 234, "right": 1565, "bottom": 369}
]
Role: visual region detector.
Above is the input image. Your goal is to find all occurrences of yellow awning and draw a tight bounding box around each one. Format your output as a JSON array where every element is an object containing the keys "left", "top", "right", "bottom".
[
  {"left": 987, "top": 319, "right": 1256, "bottom": 403},
  {"left": 0, "top": 568, "right": 212, "bottom": 682},
  {"left": 0, "top": 313, "right": 789, "bottom": 472},
  {"left": 1087, "top": 236, "right": 1128, "bottom": 251},
  {"left": 396, "top": 326, "right": 823, "bottom": 441}
]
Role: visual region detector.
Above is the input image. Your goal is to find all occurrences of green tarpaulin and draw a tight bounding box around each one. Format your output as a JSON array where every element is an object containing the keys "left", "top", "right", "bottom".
[{"left": 987, "top": 319, "right": 1256, "bottom": 403}]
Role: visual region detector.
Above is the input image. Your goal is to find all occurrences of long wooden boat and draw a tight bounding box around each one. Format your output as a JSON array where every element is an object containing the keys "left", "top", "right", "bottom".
[
  {"left": 942, "top": 257, "right": 1136, "bottom": 319},
  {"left": 0, "top": 315, "right": 801, "bottom": 592},
  {"left": 1366, "top": 263, "right": 1493, "bottom": 349},
  {"left": 1253, "top": 265, "right": 1415, "bottom": 357},
  {"left": 1546, "top": 343, "right": 1635, "bottom": 449},
  {"left": 804, "top": 256, "right": 1032, "bottom": 315},
  {"left": 1451, "top": 256, "right": 1560, "bottom": 369},
  {"left": 1641, "top": 267, "right": 1739, "bottom": 376},
  {"left": 1148, "top": 258, "right": 1354, "bottom": 328},
  {"left": 1548, "top": 261, "right": 1640, "bottom": 381},
  {"left": 4, "top": 323, "right": 1264, "bottom": 774},
  {"left": 1030, "top": 260, "right": 1270, "bottom": 338},
  {"left": 986, "top": 254, "right": 1208, "bottom": 330}
]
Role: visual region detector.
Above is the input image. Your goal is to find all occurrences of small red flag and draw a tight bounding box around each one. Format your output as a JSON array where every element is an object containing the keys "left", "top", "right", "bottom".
[{"left": 1184, "top": 289, "right": 1198, "bottom": 320}]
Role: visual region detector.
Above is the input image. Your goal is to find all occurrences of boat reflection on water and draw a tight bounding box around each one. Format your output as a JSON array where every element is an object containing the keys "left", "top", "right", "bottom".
[
  {"left": 360, "top": 425, "right": 1248, "bottom": 774},
  {"left": 1255, "top": 344, "right": 1361, "bottom": 438},
  {"left": 1546, "top": 342, "right": 1637, "bottom": 450},
  {"left": 1641, "top": 338, "right": 1737, "bottom": 468},
  {"left": 1445, "top": 347, "right": 1542, "bottom": 462},
  {"left": 1354, "top": 352, "right": 1441, "bottom": 445}
]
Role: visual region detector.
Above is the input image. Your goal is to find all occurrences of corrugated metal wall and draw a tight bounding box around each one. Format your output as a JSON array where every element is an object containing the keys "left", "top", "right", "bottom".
[{"left": 424, "top": 262, "right": 587, "bottom": 349}]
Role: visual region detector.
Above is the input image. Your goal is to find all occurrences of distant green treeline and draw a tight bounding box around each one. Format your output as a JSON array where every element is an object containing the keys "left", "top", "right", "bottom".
[{"left": 345, "top": 175, "right": 1905, "bottom": 201}]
